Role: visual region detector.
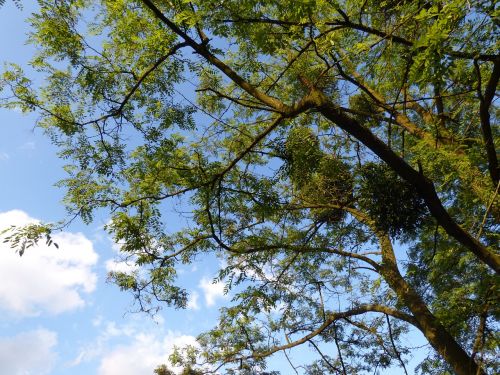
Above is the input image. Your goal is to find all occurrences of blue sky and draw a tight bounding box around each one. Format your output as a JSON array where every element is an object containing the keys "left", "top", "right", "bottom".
[
  {"left": 0, "top": 2, "right": 430, "bottom": 374},
  {"left": 0, "top": 3, "right": 235, "bottom": 374}
]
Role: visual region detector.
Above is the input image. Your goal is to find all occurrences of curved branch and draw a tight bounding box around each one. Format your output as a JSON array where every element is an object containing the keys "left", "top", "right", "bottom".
[
  {"left": 244, "top": 304, "right": 417, "bottom": 359},
  {"left": 81, "top": 42, "right": 188, "bottom": 125},
  {"left": 315, "top": 93, "right": 500, "bottom": 274},
  {"left": 140, "top": 0, "right": 289, "bottom": 112},
  {"left": 474, "top": 57, "right": 500, "bottom": 186},
  {"left": 219, "top": 17, "right": 497, "bottom": 62},
  {"left": 344, "top": 205, "right": 486, "bottom": 375},
  {"left": 200, "top": 201, "right": 382, "bottom": 270}
]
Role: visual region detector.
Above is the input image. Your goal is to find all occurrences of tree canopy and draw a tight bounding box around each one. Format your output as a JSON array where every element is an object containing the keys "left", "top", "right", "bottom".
[{"left": 1, "top": 0, "right": 498, "bottom": 374}]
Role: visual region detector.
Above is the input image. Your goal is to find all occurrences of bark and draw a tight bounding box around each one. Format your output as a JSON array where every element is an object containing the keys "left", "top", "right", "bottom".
[
  {"left": 316, "top": 95, "right": 500, "bottom": 274},
  {"left": 346, "top": 207, "right": 486, "bottom": 375},
  {"left": 140, "top": 0, "right": 500, "bottom": 272},
  {"left": 476, "top": 57, "right": 500, "bottom": 186},
  {"left": 377, "top": 234, "right": 486, "bottom": 375},
  {"left": 337, "top": 59, "right": 500, "bottom": 221}
]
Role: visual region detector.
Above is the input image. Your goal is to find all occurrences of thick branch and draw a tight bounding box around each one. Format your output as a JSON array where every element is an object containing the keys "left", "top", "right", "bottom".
[
  {"left": 347, "top": 208, "right": 486, "bottom": 375},
  {"left": 475, "top": 57, "right": 500, "bottom": 186},
  {"left": 316, "top": 94, "right": 500, "bottom": 274},
  {"left": 245, "top": 304, "right": 417, "bottom": 359},
  {"left": 337, "top": 65, "right": 499, "bottom": 220},
  {"left": 220, "top": 17, "right": 497, "bottom": 62},
  {"left": 140, "top": 0, "right": 289, "bottom": 112}
]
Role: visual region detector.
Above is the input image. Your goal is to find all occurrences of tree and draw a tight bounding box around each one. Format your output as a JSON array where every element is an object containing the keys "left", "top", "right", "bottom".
[
  {"left": 154, "top": 364, "right": 205, "bottom": 375},
  {"left": 1, "top": 0, "right": 498, "bottom": 374}
]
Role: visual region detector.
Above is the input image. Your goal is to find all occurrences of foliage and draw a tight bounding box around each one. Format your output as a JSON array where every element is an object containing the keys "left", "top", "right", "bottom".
[
  {"left": 357, "top": 162, "right": 427, "bottom": 238},
  {"left": 154, "top": 364, "right": 204, "bottom": 375},
  {"left": 1, "top": 0, "right": 498, "bottom": 374},
  {"left": 284, "top": 126, "right": 323, "bottom": 189},
  {"left": 1, "top": 223, "right": 57, "bottom": 256}
]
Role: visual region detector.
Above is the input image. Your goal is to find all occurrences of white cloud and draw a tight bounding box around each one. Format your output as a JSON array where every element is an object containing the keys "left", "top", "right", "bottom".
[
  {"left": 0, "top": 329, "right": 57, "bottom": 375},
  {"left": 67, "top": 350, "right": 86, "bottom": 367},
  {"left": 69, "top": 318, "right": 196, "bottom": 375},
  {"left": 199, "top": 277, "right": 227, "bottom": 307},
  {"left": 98, "top": 331, "right": 196, "bottom": 375},
  {"left": 0, "top": 210, "right": 99, "bottom": 316},
  {"left": 186, "top": 291, "right": 200, "bottom": 310},
  {"left": 67, "top": 321, "right": 128, "bottom": 366},
  {"left": 105, "top": 258, "right": 138, "bottom": 274},
  {"left": 69, "top": 318, "right": 198, "bottom": 374},
  {"left": 0, "top": 151, "right": 9, "bottom": 161},
  {"left": 110, "top": 239, "right": 125, "bottom": 253}
]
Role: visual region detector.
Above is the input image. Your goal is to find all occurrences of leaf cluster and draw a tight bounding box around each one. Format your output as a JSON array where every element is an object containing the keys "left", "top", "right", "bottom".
[{"left": 357, "top": 162, "right": 428, "bottom": 238}]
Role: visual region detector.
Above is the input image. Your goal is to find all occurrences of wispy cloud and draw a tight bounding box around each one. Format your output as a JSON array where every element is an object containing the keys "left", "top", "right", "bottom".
[
  {"left": 0, "top": 151, "right": 10, "bottom": 161},
  {"left": 18, "top": 141, "right": 36, "bottom": 150}
]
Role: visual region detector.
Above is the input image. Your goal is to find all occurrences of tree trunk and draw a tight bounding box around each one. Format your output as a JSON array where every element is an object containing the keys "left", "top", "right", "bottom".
[{"left": 377, "top": 233, "right": 485, "bottom": 375}]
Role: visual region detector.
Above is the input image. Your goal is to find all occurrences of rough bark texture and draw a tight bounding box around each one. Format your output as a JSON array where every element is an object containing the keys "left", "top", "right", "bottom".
[
  {"left": 317, "top": 97, "right": 500, "bottom": 274},
  {"left": 376, "top": 231, "right": 486, "bottom": 375}
]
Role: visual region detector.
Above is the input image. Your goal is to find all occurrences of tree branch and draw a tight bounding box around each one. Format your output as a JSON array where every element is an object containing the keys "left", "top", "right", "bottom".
[
  {"left": 474, "top": 57, "right": 500, "bottom": 186},
  {"left": 308, "top": 339, "right": 342, "bottom": 374},
  {"left": 386, "top": 314, "right": 409, "bottom": 375},
  {"left": 315, "top": 93, "right": 500, "bottom": 274},
  {"left": 243, "top": 304, "right": 417, "bottom": 359},
  {"left": 140, "top": 0, "right": 289, "bottom": 112},
  {"left": 219, "top": 17, "right": 498, "bottom": 61},
  {"left": 347, "top": 205, "right": 486, "bottom": 375}
]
